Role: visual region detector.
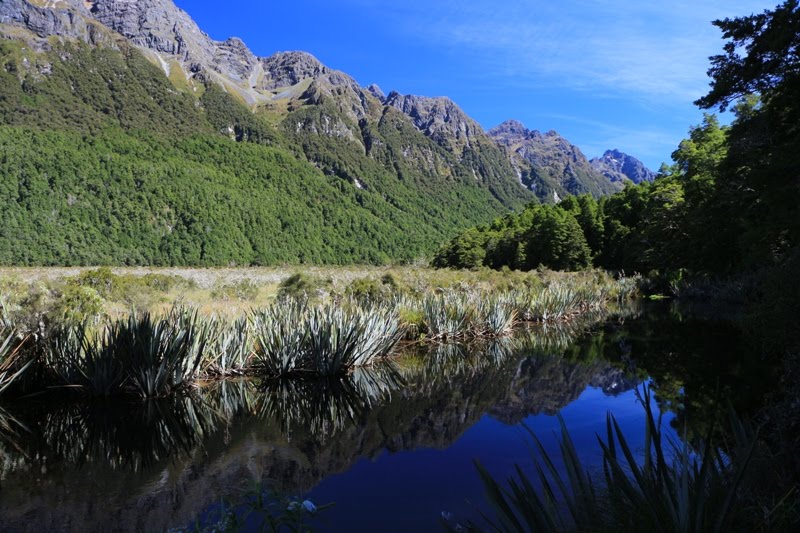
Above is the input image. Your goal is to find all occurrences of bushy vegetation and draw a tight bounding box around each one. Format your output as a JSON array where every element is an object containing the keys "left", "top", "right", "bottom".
[
  {"left": 0, "top": 268, "right": 639, "bottom": 400},
  {"left": 251, "top": 301, "right": 403, "bottom": 377}
]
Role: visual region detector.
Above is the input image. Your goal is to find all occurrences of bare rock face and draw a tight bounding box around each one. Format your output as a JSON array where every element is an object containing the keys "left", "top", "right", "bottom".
[
  {"left": 259, "top": 51, "right": 329, "bottom": 91},
  {"left": 366, "top": 83, "right": 385, "bottom": 102},
  {"left": 385, "top": 91, "right": 484, "bottom": 152},
  {"left": 0, "top": 0, "right": 108, "bottom": 46},
  {"left": 87, "top": 0, "right": 214, "bottom": 61},
  {"left": 590, "top": 149, "right": 656, "bottom": 184},
  {"left": 214, "top": 37, "right": 259, "bottom": 83}
]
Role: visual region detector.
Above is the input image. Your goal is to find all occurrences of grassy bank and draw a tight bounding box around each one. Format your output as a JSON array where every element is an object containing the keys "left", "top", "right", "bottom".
[{"left": 0, "top": 267, "right": 639, "bottom": 400}]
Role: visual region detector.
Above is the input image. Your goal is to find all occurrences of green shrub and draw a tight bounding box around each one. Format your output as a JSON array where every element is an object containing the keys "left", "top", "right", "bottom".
[
  {"left": 277, "top": 273, "right": 319, "bottom": 301},
  {"left": 52, "top": 285, "right": 105, "bottom": 326},
  {"left": 345, "top": 277, "right": 385, "bottom": 303},
  {"left": 68, "top": 268, "right": 193, "bottom": 308}
]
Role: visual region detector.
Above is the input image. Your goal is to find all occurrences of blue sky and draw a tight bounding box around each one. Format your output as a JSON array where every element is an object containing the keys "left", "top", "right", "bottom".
[{"left": 175, "top": 0, "right": 776, "bottom": 170}]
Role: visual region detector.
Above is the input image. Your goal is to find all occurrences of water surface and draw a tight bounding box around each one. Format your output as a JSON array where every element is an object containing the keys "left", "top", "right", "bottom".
[{"left": 0, "top": 305, "right": 767, "bottom": 532}]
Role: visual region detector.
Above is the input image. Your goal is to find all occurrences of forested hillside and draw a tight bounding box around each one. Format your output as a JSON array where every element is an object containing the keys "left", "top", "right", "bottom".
[{"left": 0, "top": 39, "right": 526, "bottom": 265}]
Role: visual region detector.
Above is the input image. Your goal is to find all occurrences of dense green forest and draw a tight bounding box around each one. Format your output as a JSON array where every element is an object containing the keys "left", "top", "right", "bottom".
[
  {"left": 435, "top": 1, "right": 799, "bottom": 287},
  {"left": 0, "top": 40, "right": 525, "bottom": 265}
]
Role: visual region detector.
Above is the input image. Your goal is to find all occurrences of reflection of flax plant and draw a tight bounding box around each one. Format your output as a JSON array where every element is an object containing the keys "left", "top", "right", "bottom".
[
  {"left": 400, "top": 339, "right": 514, "bottom": 391},
  {"left": 206, "top": 379, "right": 260, "bottom": 420},
  {"left": 258, "top": 365, "right": 402, "bottom": 440},
  {"left": 40, "top": 393, "right": 220, "bottom": 472},
  {"left": 0, "top": 404, "right": 27, "bottom": 465},
  {"left": 513, "top": 320, "right": 595, "bottom": 356}
]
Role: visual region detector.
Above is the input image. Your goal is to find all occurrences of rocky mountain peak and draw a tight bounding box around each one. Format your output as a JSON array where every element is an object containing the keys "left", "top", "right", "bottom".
[
  {"left": 87, "top": 0, "right": 213, "bottom": 60},
  {"left": 590, "top": 149, "right": 656, "bottom": 184},
  {"left": 488, "top": 119, "right": 626, "bottom": 199},
  {"left": 489, "top": 119, "right": 528, "bottom": 139},
  {"left": 384, "top": 91, "right": 484, "bottom": 151},
  {"left": 366, "top": 83, "right": 385, "bottom": 102},
  {"left": 0, "top": 0, "right": 110, "bottom": 46},
  {"left": 258, "top": 51, "right": 329, "bottom": 91}
]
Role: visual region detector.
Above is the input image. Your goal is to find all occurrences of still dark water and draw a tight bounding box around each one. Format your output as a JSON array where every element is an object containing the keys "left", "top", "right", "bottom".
[{"left": 0, "top": 304, "right": 770, "bottom": 532}]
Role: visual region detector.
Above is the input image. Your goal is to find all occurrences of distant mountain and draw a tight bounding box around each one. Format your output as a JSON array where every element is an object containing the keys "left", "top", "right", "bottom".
[
  {"left": 489, "top": 120, "right": 628, "bottom": 202},
  {"left": 590, "top": 149, "right": 656, "bottom": 184}
]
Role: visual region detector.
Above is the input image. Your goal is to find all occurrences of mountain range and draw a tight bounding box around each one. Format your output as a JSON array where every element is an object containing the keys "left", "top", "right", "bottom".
[{"left": 0, "top": 0, "right": 655, "bottom": 265}]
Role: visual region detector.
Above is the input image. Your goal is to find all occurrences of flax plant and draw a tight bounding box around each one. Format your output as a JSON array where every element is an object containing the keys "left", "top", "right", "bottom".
[
  {"left": 201, "top": 316, "right": 251, "bottom": 376},
  {"left": 422, "top": 293, "right": 473, "bottom": 340},
  {"left": 46, "top": 324, "right": 125, "bottom": 396},
  {"left": 108, "top": 311, "right": 206, "bottom": 398},
  {"left": 0, "top": 329, "right": 32, "bottom": 397},
  {"left": 251, "top": 301, "right": 403, "bottom": 378}
]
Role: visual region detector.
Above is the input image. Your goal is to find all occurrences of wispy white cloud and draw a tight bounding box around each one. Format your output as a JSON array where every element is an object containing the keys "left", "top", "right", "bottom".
[{"left": 350, "top": 0, "right": 776, "bottom": 105}]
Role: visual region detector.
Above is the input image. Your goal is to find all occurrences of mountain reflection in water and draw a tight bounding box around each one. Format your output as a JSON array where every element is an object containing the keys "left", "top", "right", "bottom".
[{"left": 0, "top": 316, "right": 640, "bottom": 532}]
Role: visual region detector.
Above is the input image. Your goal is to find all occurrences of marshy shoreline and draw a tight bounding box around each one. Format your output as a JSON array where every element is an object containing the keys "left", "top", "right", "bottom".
[{"left": 0, "top": 267, "right": 639, "bottom": 401}]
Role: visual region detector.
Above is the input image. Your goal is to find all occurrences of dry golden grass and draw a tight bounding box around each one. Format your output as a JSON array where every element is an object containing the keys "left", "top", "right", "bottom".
[{"left": 0, "top": 266, "right": 625, "bottom": 322}]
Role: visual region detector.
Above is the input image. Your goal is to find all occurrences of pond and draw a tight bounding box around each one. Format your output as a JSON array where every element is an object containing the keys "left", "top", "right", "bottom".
[{"left": 0, "top": 303, "right": 771, "bottom": 532}]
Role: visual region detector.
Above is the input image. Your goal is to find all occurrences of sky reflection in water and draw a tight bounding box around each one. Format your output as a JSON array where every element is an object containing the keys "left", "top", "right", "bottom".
[{"left": 307, "top": 385, "right": 669, "bottom": 532}]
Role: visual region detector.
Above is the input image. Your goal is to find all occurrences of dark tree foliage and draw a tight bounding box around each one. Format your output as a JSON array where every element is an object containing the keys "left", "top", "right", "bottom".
[
  {"left": 696, "top": 0, "right": 800, "bottom": 111},
  {"left": 697, "top": 0, "right": 800, "bottom": 270},
  {"left": 434, "top": 200, "right": 592, "bottom": 271}
]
